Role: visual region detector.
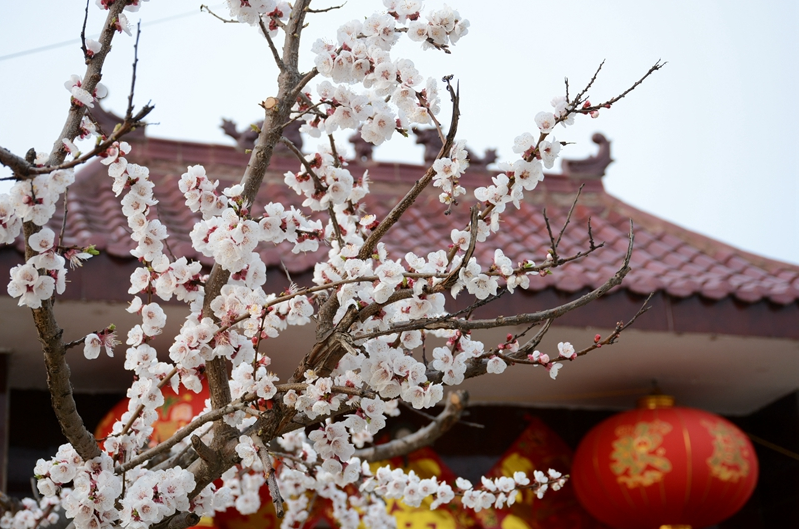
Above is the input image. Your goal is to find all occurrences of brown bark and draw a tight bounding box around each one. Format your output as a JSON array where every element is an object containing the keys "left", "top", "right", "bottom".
[{"left": 20, "top": 1, "right": 130, "bottom": 462}]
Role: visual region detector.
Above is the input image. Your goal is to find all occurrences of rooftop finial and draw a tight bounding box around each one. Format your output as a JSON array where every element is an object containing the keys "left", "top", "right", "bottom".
[{"left": 561, "top": 133, "right": 613, "bottom": 179}]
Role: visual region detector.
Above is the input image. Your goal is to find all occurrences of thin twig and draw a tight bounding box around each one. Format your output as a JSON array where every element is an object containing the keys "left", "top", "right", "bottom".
[
  {"left": 259, "top": 18, "right": 286, "bottom": 71},
  {"left": 200, "top": 4, "right": 238, "bottom": 23},
  {"left": 118, "top": 367, "right": 178, "bottom": 436},
  {"left": 80, "top": 0, "right": 90, "bottom": 59},
  {"left": 327, "top": 204, "right": 345, "bottom": 247},
  {"left": 564, "top": 76, "right": 570, "bottom": 104},
  {"left": 357, "top": 77, "right": 460, "bottom": 260},
  {"left": 581, "top": 60, "right": 666, "bottom": 112},
  {"left": 125, "top": 21, "right": 142, "bottom": 120},
  {"left": 363, "top": 221, "right": 635, "bottom": 343},
  {"left": 399, "top": 400, "right": 484, "bottom": 428},
  {"left": 574, "top": 293, "right": 653, "bottom": 359},
  {"left": 555, "top": 184, "right": 583, "bottom": 249},
  {"left": 305, "top": 3, "right": 346, "bottom": 13},
  {"left": 587, "top": 217, "right": 597, "bottom": 251},
  {"left": 58, "top": 188, "right": 69, "bottom": 249},
  {"left": 354, "top": 390, "right": 469, "bottom": 461},
  {"left": 116, "top": 397, "right": 257, "bottom": 473},
  {"left": 252, "top": 435, "right": 285, "bottom": 518},
  {"left": 2, "top": 104, "right": 154, "bottom": 179},
  {"left": 516, "top": 318, "right": 553, "bottom": 357},
  {"left": 280, "top": 136, "right": 325, "bottom": 193},
  {"left": 542, "top": 207, "right": 559, "bottom": 263},
  {"left": 571, "top": 60, "right": 605, "bottom": 109}
]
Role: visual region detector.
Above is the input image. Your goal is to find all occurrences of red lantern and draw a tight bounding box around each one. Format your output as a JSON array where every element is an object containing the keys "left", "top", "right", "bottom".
[{"left": 571, "top": 395, "right": 758, "bottom": 529}]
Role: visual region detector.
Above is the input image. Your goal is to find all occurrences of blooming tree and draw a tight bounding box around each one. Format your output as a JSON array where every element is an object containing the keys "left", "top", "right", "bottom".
[{"left": 0, "top": 1, "right": 660, "bottom": 529}]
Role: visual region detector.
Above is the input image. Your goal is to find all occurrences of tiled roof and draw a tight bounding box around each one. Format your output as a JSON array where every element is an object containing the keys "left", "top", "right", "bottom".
[{"left": 9, "top": 135, "right": 799, "bottom": 305}]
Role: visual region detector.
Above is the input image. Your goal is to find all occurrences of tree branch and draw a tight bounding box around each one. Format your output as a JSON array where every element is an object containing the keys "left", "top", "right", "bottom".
[
  {"left": 259, "top": 19, "right": 286, "bottom": 71},
  {"left": 252, "top": 435, "right": 285, "bottom": 518},
  {"left": 125, "top": 21, "right": 142, "bottom": 120},
  {"left": 20, "top": 2, "right": 132, "bottom": 462},
  {"left": 355, "top": 390, "right": 468, "bottom": 462},
  {"left": 357, "top": 79, "right": 460, "bottom": 260},
  {"left": 382, "top": 220, "right": 634, "bottom": 338}
]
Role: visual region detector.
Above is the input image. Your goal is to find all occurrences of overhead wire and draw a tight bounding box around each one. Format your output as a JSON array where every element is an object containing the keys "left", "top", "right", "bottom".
[{"left": 0, "top": 3, "right": 225, "bottom": 62}]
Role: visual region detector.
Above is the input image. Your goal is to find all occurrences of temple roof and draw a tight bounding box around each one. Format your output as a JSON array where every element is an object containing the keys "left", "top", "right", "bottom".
[{"left": 9, "top": 133, "right": 799, "bottom": 306}]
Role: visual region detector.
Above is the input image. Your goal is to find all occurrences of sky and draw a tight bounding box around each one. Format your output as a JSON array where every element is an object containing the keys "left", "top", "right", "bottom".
[{"left": 1, "top": 0, "right": 797, "bottom": 264}]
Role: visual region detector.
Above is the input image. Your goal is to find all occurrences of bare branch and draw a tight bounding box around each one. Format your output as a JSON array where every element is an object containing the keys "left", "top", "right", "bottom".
[
  {"left": 259, "top": 18, "right": 286, "bottom": 71},
  {"left": 574, "top": 293, "right": 653, "bottom": 359},
  {"left": 354, "top": 390, "right": 468, "bottom": 461},
  {"left": 571, "top": 60, "right": 605, "bottom": 108},
  {"left": 200, "top": 4, "right": 238, "bottom": 23},
  {"left": 580, "top": 60, "right": 666, "bottom": 112},
  {"left": 58, "top": 188, "right": 69, "bottom": 248},
  {"left": 191, "top": 435, "right": 216, "bottom": 463},
  {"left": 125, "top": 22, "right": 142, "bottom": 121},
  {"left": 252, "top": 435, "right": 285, "bottom": 518},
  {"left": 555, "top": 184, "right": 583, "bottom": 249},
  {"left": 166, "top": 513, "right": 200, "bottom": 529},
  {"left": 6, "top": 104, "right": 154, "bottom": 180},
  {"left": 305, "top": 3, "right": 347, "bottom": 13},
  {"left": 279, "top": 136, "right": 325, "bottom": 192},
  {"left": 399, "top": 400, "right": 484, "bottom": 429},
  {"left": 0, "top": 491, "right": 24, "bottom": 516},
  {"left": 517, "top": 318, "right": 553, "bottom": 357},
  {"left": 0, "top": 146, "right": 35, "bottom": 177},
  {"left": 79, "top": 0, "right": 90, "bottom": 60}
]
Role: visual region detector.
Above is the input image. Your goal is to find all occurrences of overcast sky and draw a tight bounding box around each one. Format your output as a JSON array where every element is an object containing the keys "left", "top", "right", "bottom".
[{"left": 1, "top": 1, "right": 797, "bottom": 264}]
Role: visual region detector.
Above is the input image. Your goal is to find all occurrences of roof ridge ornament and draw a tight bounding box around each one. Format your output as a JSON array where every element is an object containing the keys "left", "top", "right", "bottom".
[
  {"left": 411, "top": 126, "right": 497, "bottom": 166},
  {"left": 561, "top": 133, "right": 613, "bottom": 179}
]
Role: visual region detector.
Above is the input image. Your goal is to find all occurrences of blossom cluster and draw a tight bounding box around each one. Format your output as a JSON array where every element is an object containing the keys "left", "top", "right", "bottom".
[
  {"left": 400, "top": 2, "right": 470, "bottom": 50},
  {"left": 3, "top": 164, "right": 76, "bottom": 310},
  {"left": 270, "top": 429, "right": 566, "bottom": 528},
  {"left": 95, "top": 0, "right": 150, "bottom": 35},
  {"left": 0, "top": 496, "right": 64, "bottom": 529},
  {"left": 457, "top": 469, "right": 566, "bottom": 508},
  {"left": 117, "top": 468, "right": 195, "bottom": 529},
  {"left": 432, "top": 141, "right": 469, "bottom": 206},
  {"left": 34, "top": 447, "right": 122, "bottom": 529},
  {"left": 368, "top": 466, "right": 455, "bottom": 509},
  {"left": 178, "top": 165, "right": 227, "bottom": 220},
  {"left": 431, "top": 331, "right": 484, "bottom": 385},
  {"left": 225, "top": 0, "right": 290, "bottom": 31},
  {"left": 64, "top": 74, "right": 108, "bottom": 109},
  {"left": 303, "top": 2, "right": 465, "bottom": 146},
  {"left": 284, "top": 146, "right": 367, "bottom": 212}
]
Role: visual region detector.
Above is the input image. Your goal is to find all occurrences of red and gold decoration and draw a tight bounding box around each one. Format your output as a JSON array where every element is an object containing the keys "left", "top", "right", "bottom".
[
  {"left": 476, "top": 417, "right": 608, "bottom": 529},
  {"left": 95, "top": 384, "right": 211, "bottom": 442},
  {"left": 571, "top": 395, "right": 758, "bottom": 529},
  {"left": 96, "top": 385, "right": 217, "bottom": 526}
]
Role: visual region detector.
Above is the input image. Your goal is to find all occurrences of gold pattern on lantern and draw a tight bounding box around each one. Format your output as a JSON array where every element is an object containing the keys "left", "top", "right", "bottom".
[
  {"left": 702, "top": 420, "right": 750, "bottom": 482},
  {"left": 610, "top": 420, "right": 673, "bottom": 488}
]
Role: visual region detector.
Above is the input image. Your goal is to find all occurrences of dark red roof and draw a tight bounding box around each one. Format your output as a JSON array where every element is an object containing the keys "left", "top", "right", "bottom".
[{"left": 7, "top": 135, "right": 799, "bottom": 305}]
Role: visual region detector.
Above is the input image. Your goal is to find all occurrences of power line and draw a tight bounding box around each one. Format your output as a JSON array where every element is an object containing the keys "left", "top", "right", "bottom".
[{"left": 0, "top": 4, "right": 225, "bottom": 62}]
